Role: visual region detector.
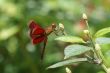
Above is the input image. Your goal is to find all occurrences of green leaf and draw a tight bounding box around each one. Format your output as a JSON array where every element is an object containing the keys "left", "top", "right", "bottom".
[
  {"left": 64, "top": 45, "right": 92, "bottom": 59},
  {"left": 55, "top": 36, "right": 85, "bottom": 43},
  {"left": 94, "top": 27, "right": 110, "bottom": 38},
  {"left": 0, "top": 26, "right": 19, "bottom": 40},
  {"left": 95, "top": 37, "right": 110, "bottom": 44},
  {"left": 47, "top": 58, "right": 87, "bottom": 69}
]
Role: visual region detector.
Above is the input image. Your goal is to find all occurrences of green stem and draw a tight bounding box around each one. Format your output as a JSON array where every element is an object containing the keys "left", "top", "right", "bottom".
[
  {"left": 85, "top": 20, "right": 108, "bottom": 73},
  {"left": 101, "top": 64, "right": 108, "bottom": 73}
]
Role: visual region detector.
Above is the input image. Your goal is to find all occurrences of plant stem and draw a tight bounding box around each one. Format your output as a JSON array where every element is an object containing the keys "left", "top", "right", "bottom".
[
  {"left": 85, "top": 20, "right": 108, "bottom": 73},
  {"left": 101, "top": 64, "right": 108, "bottom": 73}
]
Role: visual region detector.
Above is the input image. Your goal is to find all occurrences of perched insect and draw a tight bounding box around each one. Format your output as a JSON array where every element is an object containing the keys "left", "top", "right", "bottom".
[{"left": 28, "top": 20, "right": 56, "bottom": 60}]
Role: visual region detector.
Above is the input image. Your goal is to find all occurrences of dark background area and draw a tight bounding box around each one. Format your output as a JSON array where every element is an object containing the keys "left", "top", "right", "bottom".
[{"left": 0, "top": 0, "right": 110, "bottom": 73}]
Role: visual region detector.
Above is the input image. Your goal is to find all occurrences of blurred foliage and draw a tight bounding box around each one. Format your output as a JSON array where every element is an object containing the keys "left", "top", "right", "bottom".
[{"left": 0, "top": 0, "right": 110, "bottom": 73}]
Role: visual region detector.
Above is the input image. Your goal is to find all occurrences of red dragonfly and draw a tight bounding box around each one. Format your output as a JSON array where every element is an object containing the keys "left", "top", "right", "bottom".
[{"left": 28, "top": 20, "right": 56, "bottom": 60}]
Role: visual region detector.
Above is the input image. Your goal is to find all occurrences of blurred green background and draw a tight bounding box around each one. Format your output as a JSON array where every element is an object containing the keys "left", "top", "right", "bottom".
[{"left": 0, "top": 0, "right": 110, "bottom": 73}]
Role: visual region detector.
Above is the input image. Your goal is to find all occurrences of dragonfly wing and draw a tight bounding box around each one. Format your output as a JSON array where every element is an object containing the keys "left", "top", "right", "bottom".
[
  {"left": 28, "top": 20, "right": 45, "bottom": 39},
  {"left": 32, "top": 27, "right": 45, "bottom": 36},
  {"left": 29, "top": 20, "right": 43, "bottom": 29},
  {"left": 32, "top": 34, "right": 45, "bottom": 44}
]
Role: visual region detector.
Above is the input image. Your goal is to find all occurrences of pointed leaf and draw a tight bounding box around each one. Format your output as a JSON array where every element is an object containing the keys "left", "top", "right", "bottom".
[
  {"left": 55, "top": 36, "right": 85, "bottom": 43},
  {"left": 64, "top": 45, "right": 92, "bottom": 59},
  {"left": 95, "top": 37, "right": 110, "bottom": 44},
  {"left": 47, "top": 58, "right": 87, "bottom": 69},
  {"left": 94, "top": 27, "right": 110, "bottom": 38}
]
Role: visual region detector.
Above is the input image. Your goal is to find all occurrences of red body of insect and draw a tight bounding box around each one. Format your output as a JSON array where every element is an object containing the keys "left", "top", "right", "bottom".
[{"left": 28, "top": 20, "right": 56, "bottom": 60}]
